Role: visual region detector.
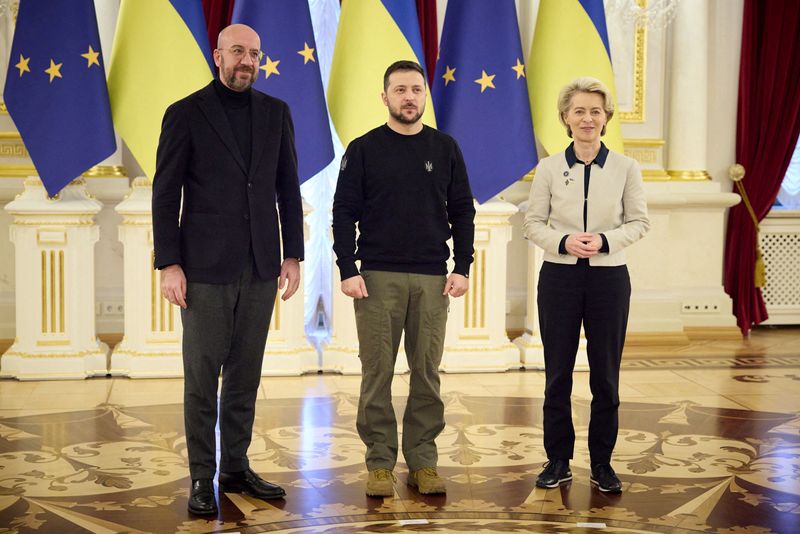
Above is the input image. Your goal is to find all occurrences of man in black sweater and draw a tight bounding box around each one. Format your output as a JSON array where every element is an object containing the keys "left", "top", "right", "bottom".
[
  {"left": 153, "top": 24, "right": 302, "bottom": 515},
  {"left": 332, "top": 60, "right": 476, "bottom": 497}
]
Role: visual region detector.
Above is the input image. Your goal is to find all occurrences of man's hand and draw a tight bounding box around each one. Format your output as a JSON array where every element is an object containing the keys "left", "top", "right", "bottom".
[
  {"left": 443, "top": 273, "right": 469, "bottom": 297},
  {"left": 565, "top": 233, "right": 602, "bottom": 258},
  {"left": 279, "top": 258, "right": 301, "bottom": 301},
  {"left": 160, "top": 264, "right": 187, "bottom": 309},
  {"left": 341, "top": 275, "right": 369, "bottom": 299}
]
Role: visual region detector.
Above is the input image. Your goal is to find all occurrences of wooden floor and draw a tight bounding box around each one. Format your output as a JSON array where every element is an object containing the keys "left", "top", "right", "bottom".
[{"left": 0, "top": 326, "right": 798, "bottom": 533}]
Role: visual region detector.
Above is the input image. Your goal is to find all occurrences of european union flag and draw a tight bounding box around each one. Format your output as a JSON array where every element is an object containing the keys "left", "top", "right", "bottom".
[
  {"left": 232, "top": 0, "right": 334, "bottom": 183},
  {"left": 4, "top": 0, "right": 116, "bottom": 197},
  {"left": 432, "top": 0, "right": 538, "bottom": 203}
]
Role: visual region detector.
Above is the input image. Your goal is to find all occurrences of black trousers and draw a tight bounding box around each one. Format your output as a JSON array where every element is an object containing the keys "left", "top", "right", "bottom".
[
  {"left": 537, "top": 260, "right": 630, "bottom": 466},
  {"left": 181, "top": 256, "right": 278, "bottom": 480}
]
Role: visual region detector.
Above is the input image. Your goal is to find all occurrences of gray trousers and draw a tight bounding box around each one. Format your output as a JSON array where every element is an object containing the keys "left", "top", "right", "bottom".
[
  {"left": 181, "top": 257, "right": 277, "bottom": 480},
  {"left": 354, "top": 270, "right": 449, "bottom": 472}
]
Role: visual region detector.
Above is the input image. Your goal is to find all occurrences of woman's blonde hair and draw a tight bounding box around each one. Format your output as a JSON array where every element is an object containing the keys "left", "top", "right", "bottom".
[{"left": 557, "top": 77, "right": 615, "bottom": 137}]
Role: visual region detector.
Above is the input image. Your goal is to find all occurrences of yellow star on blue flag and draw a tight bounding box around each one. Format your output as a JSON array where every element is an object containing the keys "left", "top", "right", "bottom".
[
  {"left": 433, "top": 0, "right": 537, "bottom": 203},
  {"left": 233, "top": 0, "right": 333, "bottom": 183},
  {"left": 4, "top": 0, "right": 115, "bottom": 196}
]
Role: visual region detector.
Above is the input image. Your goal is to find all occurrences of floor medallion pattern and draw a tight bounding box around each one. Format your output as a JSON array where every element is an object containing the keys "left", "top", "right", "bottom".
[{"left": 1, "top": 380, "right": 798, "bottom": 533}]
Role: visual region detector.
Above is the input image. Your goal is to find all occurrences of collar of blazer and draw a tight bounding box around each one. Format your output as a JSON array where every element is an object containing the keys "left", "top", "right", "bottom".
[{"left": 195, "top": 81, "right": 271, "bottom": 177}]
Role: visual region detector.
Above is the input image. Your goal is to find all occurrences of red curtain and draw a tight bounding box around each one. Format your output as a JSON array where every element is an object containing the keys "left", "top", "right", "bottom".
[
  {"left": 416, "top": 0, "right": 438, "bottom": 86},
  {"left": 723, "top": 0, "right": 800, "bottom": 335},
  {"left": 202, "top": 0, "right": 235, "bottom": 55}
]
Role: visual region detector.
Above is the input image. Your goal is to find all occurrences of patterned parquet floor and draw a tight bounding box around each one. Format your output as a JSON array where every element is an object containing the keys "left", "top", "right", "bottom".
[{"left": 0, "top": 326, "right": 798, "bottom": 533}]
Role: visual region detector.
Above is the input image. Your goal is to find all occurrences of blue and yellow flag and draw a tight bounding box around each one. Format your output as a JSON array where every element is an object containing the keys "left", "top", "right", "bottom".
[
  {"left": 327, "top": 0, "right": 435, "bottom": 146},
  {"left": 4, "top": 0, "right": 116, "bottom": 197},
  {"left": 528, "top": 0, "right": 623, "bottom": 155},
  {"left": 232, "top": 0, "right": 334, "bottom": 184},
  {"left": 108, "top": 0, "right": 213, "bottom": 179},
  {"left": 433, "top": 0, "right": 537, "bottom": 203}
]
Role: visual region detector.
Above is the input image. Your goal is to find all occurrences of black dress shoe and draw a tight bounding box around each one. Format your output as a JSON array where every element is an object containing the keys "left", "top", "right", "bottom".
[
  {"left": 590, "top": 463, "right": 622, "bottom": 493},
  {"left": 188, "top": 478, "right": 217, "bottom": 515},
  {"left": 219, "top": 468, "right": 286, "bottom": 500},
  {"left": 535, "top": 459, "right": 572, "bottom": 488}
]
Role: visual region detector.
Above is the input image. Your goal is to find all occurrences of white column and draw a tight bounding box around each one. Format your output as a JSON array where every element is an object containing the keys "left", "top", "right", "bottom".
[
  {"left": 110, "top": 177, "right": 183, "bottom": 377},
  {"left": 261, "top": 199, "right": 317, "bottom": 375},
  {"left": 440, "top": 199, "right": 520, "bottom": 373},
  {"left": 666, "top": 0, "right": 709, "bottom": 179},
  {"left": 2, "top": 178, "right": 107, "bottom": 380}
]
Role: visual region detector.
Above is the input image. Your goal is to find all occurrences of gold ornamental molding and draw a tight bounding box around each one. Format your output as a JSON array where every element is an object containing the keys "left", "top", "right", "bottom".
[
  {"left": 666, "top": 170, "right": 712, "bottom": 181},
  {"left": 642, "top": 169, "right": 671, "bottom": 181},
  {"left": 82, "top": 165, "right": 128, "bottom": 178},
  {"left": 624, "top": 138, "right": 665, "bottom": 148},
  {"left": 3, "top": 347, "right": 107, "bottom": 359},
  {"left": 619, "top": 0, "right": 647, "bottom": 123},
  {"left": 112, "top": 348, "right": 183, "bottom": 357},
  {"left": 0, "top": 163, "right": 36, "bottom": 177},
  {"left": 0, "top": 101, "right": 6, "bottom": 114},
  {"left": 624, "top": 138, "right": 664, "bottom": 171},
  {"left": 0, "top": 131, "right": 28, "bottom": 158}
]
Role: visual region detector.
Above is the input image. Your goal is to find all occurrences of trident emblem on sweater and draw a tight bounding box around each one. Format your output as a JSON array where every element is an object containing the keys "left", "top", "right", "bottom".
[{"left": 425, "top": 161, "right": 433, "bottom": 173}]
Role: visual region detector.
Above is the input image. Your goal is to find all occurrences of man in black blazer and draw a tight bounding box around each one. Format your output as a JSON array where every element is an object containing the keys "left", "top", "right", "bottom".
[{"left": 152, "top": 24, "right": 303, "bottom": 515}]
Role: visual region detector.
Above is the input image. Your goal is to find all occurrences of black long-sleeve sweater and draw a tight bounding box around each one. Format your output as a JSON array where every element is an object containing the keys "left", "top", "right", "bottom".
[{"left": 332, "top": 124, "right": 476, "bottom": 280}]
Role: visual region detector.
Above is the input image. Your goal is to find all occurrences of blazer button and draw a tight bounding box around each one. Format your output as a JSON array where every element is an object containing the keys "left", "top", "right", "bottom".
[
  {"left": 243, "top": 213, "right": 250, "bottom": 220},
  {"left": 247, "top": 182, "right": 253, "bottom": 188}
]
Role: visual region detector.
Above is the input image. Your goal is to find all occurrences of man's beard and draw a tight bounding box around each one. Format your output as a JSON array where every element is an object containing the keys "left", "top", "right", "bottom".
[
  {"left": 389, "top": 103, "right": 423, "bottom": 125},
  {"left": 221, "top": 58, "right": 255, "bottom": 91}
]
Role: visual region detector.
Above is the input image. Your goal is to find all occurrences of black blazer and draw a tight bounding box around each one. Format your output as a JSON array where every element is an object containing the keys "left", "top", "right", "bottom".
[{"left": 152, "top": 81, "right": 304, "bottom": 284}]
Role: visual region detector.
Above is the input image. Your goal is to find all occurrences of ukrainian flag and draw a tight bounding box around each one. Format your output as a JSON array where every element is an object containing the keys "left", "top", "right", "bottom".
[
  {"left": 528, "top": 0, "right": 623, "bottom": 156},
  {"left": 327, "top": 0, "right": 435, "bottom": 147},
  {"left": 107, "top": 0, "right": 213, "bottom": 179}
]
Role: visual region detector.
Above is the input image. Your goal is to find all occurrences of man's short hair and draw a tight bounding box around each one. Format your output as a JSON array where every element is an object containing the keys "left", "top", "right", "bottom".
[{"left": 383, "top": 60, "right": 425, "bottom": 91}]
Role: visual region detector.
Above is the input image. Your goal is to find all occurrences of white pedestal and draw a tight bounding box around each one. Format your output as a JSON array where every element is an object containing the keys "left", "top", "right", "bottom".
[
  {"left": 323, "top": 263, "right": 362, "bottom": 374},
  {"left": 110, "top": 180, "right": 317, "bottom": 377},
  {"left": 324, "top": 265, "right": 409, "bottom": 375},
  {"left": 629, "top": 183, "right": 741, "bottom": 333},
  {"left": 110, "top": 177, "right": 183, "bottom": 378},
  {"left": 261, "top": 199, "right": 318, "bottom": 376},
  {"left": 1, "top": 178, "right": 108, "bottom": 380},
  {"left": 441, "top": 200, "right": 521, "bottom": 373},
  {"left": 513, "top": 238, "right": 590, "bottom": 371}
]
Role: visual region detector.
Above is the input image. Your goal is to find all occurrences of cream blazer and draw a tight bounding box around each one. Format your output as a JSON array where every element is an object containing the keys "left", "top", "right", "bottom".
[{"left": 523, "top": 148, "right": 650, "bottom": 266}]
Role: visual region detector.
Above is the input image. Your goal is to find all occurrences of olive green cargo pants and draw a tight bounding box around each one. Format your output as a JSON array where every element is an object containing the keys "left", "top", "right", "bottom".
[{"left": 354, "top": 270, "right": 449, "bottom": 472}]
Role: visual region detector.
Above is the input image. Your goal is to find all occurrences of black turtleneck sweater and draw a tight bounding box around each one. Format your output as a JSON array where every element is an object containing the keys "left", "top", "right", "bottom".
[
  {"left": 332, "top": 124, "right": 476, "bottom": 280},
  {"left": 213, "top": 78, "right": 252, "bottom": 170}
]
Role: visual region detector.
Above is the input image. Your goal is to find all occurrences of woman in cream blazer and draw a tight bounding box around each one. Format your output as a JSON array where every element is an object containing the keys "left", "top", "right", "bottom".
[{"left": 523, "top": 77, "right": 649, "bottom": 494}]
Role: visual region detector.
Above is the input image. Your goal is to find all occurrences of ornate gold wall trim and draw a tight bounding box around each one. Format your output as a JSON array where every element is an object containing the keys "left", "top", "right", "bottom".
[
  {"left": 522, "top": 168, "right": 536, "bottom": 183},
  {"left": 642, "top": 169, "right": 671, "bottom": 181},
  {"left": 82, "top": 165, "right": 128, "bottom": 178},
  {"left": 0, "top": 101, "right": 6, "bottom": 114},
  {"left": 0, "top": 141, "right": 27, "bottom": 158},
  {"left": 1, "top": 165, "right": 128, "bottom": 178},
  {"left": 0, "top": 131, "right": 27, "bottom": 158},
  {"left": 0, "top": 164, "right": 35, "bottom": 177},
  {"left": 3, "top": 347, "right": 107, "bottom": 359},
  {"left": 624, "top": 138, "right": 664, "bottom": 148},
  {"left": 624, "top": 139, "right": 663, "bottom": 167},
  {"left": 619, "top": 0, "right": 647, "bottom": 123},
  {"left": 666, "top": 170, "right": 712, "bottom": 181}
]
